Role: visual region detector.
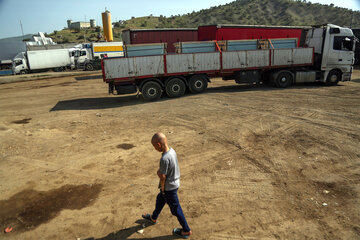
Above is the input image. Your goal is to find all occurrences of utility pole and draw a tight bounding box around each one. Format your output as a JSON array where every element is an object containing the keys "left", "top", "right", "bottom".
[
  {"left": 20, "top": 20, "right": 24, "bottom": 40},
  {"left": 84, "top": 15, "right": 86, "bottom": 43}
]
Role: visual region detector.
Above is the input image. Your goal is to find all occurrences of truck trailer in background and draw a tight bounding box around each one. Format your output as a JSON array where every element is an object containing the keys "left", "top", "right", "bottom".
[
  {"left": 103, "top": 24, "right": 354, "bottom": 101},
  {"left": 77, "top": 42, "right": 124, "bottom": 71},
  {"left": 12, "top": 49, "right": 74, "bottom": 74},
  {"left": 122, "top": 28, "right": 198, "bottom": 53},
  {"left": 198, "top": 24, "right": 308, "bottom": 47}
]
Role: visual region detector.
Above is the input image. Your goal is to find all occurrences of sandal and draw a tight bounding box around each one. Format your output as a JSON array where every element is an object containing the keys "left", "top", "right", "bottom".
[
  {"left": 173, "top": 228, "right": 191, "bottom": 239},
  {"left": 142, "top": 213, "right": 156, "bottom": 224}
]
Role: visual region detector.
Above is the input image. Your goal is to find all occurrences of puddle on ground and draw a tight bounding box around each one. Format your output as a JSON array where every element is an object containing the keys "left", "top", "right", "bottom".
[
  {"left": 116, "top": 143, "right": 135, "bottom": 150},
  {"left": 12, "top": 118, "right": 32, "bottom": 124},
  {"left": 0, "top": 184, "right": 103, "bottom": 232}
]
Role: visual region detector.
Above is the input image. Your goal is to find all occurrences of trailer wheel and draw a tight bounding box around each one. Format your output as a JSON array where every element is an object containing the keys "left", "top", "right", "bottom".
[
  {"left": 326, "top": 70, "right": 340, "bottom": 86},
  {"left": 85, "top": 63, "right": 94, "bottom": 71},
  {"left": 165, "top": 78, "right": 186, "bottom": 98},
  {"left": 141, "top": 81, "right": 162, "bottom": 101},
  {"left": 275, "top": 72, "right": 293, "bottom": 88},
  {"left": 189, "top": 75, "right": 208, "bottom": 93}
]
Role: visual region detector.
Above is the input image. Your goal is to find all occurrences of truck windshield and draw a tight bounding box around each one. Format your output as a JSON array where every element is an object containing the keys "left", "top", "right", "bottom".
[
  {"left": 14, "top": 60, "right": 23, "bottom": 66},
  {"left": 333, "top": 36, "right": 354, "bottom": 51},
  {"left": 74, "top": 51, "right": 80, "bottom": 57}
]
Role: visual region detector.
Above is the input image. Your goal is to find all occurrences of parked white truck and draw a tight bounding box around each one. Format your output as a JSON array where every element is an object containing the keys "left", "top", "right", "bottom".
[
  {"left": 102, "top": 24, "right": 355, "bottom": 101},
  {"left": 76, "top": 42, "right": 124, "bottom": 71},
  {"left": 13, "top": 49, "right": 74, "bottom": 74}
]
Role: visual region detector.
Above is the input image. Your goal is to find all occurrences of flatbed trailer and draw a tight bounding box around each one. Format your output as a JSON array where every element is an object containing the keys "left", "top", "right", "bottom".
[{"left": 102, "top": 24, "right": 354, "bottom": 101}]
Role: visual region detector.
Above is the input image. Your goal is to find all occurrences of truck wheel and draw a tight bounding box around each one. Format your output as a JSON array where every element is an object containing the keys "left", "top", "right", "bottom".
[
  {"left": 20, "top": 70, "right": 27, "bottom": 75},
  {"left": 165, "top": 78, "right": 186, "bottom": 98},
  {"left": 85, "top": 63, "right": 94, "bottom": 71},
  {"left": 326, "top": 70, "right": 340, "bottom": 86},
  {"left": 188, "top": 75, "right": 208, "bottom": 93},
  {"left": 141, "top": 81, "right": 162, "bottom": 101},
  {"left": 275, "top": 72, "right": 293, "bottom": 88}
]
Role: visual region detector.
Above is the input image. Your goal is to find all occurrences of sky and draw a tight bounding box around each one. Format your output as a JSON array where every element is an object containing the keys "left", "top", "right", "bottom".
[{"left": 0, "top": 0, "right": 359, "bottom": 39}]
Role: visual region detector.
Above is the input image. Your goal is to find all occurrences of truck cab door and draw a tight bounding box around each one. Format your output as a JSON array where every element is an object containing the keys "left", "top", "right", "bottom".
[
  {"left": 324, "top": 35, "right": 354, "bottom": 68},
  {"left": 334, "top": 36, "right": 354, "bottom": 66}
]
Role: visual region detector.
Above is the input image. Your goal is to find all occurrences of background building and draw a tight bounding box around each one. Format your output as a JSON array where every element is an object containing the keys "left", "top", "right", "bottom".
[{"left": 67, "top": 19, "right": 96, "bottom": 30}]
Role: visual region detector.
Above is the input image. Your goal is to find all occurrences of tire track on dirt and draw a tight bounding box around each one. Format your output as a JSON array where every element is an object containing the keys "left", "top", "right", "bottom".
[
  {"left": 166, "top": 116, "right": 275, "bottom": 175},
  {"left": 7, "top": 156, "right": 124, "bottom": 183}
]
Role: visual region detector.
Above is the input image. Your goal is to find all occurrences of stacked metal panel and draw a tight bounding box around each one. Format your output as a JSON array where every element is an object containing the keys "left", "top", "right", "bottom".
[
  {"left": 219, "top": 38, "right": 297, "bottom": 51},
  {"left": 269, "top": 38, "right": 297, "bottom": 49},
  {"left": 122, "top": 28, "right": 198, "bottom": 53},
  {"left": 175, "top": 41, "right": 216, "bottom": 53},
  {"left": 124, "top": 43, "right": 167, "bottom": 57},
  {"left": 225, "top": 40, "right": 258, "bottom": 51}
]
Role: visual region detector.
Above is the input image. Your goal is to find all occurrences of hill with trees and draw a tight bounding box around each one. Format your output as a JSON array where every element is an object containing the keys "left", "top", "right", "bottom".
[{"left": 49, "top": 0, "right": 360, "bottom": 43}]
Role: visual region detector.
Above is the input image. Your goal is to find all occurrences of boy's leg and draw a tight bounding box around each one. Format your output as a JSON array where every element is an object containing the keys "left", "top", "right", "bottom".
[
  {"left": 166, "top": 189, "right": 191, "bottom": 232},
  {"left": 151, "top": 191, "right": 166, "bottom": 220}
]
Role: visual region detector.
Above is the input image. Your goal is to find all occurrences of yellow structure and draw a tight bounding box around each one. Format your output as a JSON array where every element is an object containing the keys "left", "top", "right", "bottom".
[
  {"left": 102, "top": 10, "right": 113, "bottom": 42},
  {"left": 93, "top": 45, "right": 123, "bottom": 54}
]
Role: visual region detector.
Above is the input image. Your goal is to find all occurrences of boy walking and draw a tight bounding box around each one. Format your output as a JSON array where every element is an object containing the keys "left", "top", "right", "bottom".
[{"left": 142, "top": 132, "right": 192, "bottom": 238}]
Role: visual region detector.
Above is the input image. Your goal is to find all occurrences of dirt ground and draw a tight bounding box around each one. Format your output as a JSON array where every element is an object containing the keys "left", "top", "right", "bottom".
[{"left": 0, "top": 69, "right": 359, "bottom": 240}]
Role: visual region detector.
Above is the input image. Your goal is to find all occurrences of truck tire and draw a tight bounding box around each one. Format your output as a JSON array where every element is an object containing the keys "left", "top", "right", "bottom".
[
  {"left": 188, "top": 75, "right": 208, "bottom": 93},
  {"left": 326, "top": 70, "right": 340, "bottom": 86},
  {"left": 141, "top": 81, "right": 162, "bottom": 101},
  {"left": 275, "top": 72, "right": 293, "bottom": 88},
  {"left": 165, "top": 78, "right": 186, "bottom": 98},
  {"left": 85, "top": 63, "right": 94, "bottom": 71},
  {"left": 20, "top": 70, "right": 27, "bottom": 75}
]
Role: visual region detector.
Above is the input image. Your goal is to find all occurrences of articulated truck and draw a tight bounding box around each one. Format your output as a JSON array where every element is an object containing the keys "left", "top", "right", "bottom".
[
  {"left": 102, "top": 24, "right": 354, "bottom": 101},
  {"left": 76, "top": 42, "right": 124, "bottom": 71}
]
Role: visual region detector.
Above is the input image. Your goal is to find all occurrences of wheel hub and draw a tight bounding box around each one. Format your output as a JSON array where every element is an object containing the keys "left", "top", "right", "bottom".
[
  {"left": 148, "top": 88, "right": 157, "bottom": 96},
  {"left": 172, "top": 84, "right": 180, "bottom": 92},
  {"left": 330, "top": 74, "right": 338, "bottom": 82},
  {"left": 195, "top": 80, "right": 203, "bottom": 88}
]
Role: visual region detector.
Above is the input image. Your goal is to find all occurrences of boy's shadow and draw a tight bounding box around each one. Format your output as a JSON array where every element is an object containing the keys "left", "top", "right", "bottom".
[{"left": 84, "top": 219, "right": 181, "bottom": 240}]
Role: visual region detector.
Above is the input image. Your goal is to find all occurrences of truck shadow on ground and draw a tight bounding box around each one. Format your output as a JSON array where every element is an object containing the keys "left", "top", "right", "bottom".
[
  {"left": 50, "top": 95, "right": 148, "bottom": 111},
  {"left": 205, "top": 82, "right": 326, "bottom": 93},
  {"left": 50, "top": 82, "right": 350, "bottom": 111},
  {"left": 84, "top": 219, "right": 181, "bottom": 240},
  {"left": 75, "top": 75, "right": 103, "bottom": 81}
]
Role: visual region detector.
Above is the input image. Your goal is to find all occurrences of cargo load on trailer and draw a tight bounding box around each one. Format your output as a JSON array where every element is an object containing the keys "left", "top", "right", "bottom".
[
  {"left": 102, "top": 24, "right": 355, "bottom": 101},
  {"left": 122, "top": 28, "right": 198, "bottom": 53}
]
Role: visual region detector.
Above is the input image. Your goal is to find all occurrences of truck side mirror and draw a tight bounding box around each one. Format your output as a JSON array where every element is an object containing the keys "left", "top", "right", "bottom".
[{"left": 330, "top": 28, "right": 340, "bottom": 34}]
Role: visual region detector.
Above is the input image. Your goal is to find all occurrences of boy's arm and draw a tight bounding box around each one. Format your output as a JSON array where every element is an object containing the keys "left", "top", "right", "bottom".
[{"left": 157, "top": 170, "right": 166, "bottom": 193}]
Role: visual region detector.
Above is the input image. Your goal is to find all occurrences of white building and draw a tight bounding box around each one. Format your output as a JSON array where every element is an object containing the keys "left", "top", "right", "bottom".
[
  {"left": 26, "top": 32, "right": 55, "bottom": 46},
  {"left": 67, "top": 19, "right": 96, "bottom": 30}
]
